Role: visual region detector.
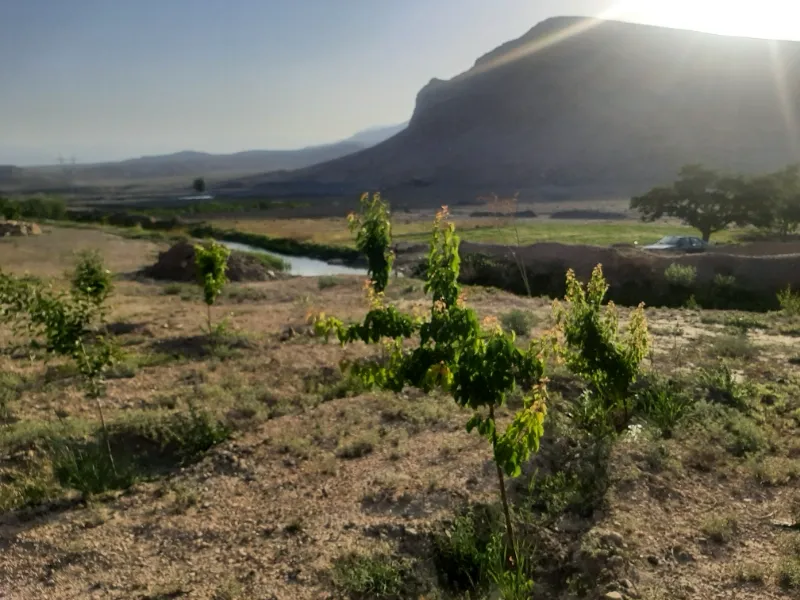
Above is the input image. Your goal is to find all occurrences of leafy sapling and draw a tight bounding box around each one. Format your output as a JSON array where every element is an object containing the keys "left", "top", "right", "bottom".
[
  {"left": 70, "top": 249, "right": 114, "bottom": 306},
  {"left": 554, "top": 265, "right": 649, "bottom": 433},
  {"left": 348, "top": 192, "right": 394, "bottom": 293},
  {"left": 317, "top": 206, "right": 548, "bottom": 569},
  {"left": 0, "top": 268, "right": 119, "bottom": 473},
  {"left": 194, "top": 240, "right": 231, "bottom": 333}
]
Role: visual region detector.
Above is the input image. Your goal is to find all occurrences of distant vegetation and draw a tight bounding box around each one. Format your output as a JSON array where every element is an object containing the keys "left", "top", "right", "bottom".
[
  {"left": 632, "top": 163, "right": 800, "bottom": 241},
  {"left": 0, "top": 196, "right": 66, "bottom": 221},
  {"left": 192, "top": 177, "right": 206, "bottom": 193}
]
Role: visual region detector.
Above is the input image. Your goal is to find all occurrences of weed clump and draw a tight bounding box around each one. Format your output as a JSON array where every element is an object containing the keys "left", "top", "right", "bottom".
[
  {"left": 500, "top": 308, "right": 539, "bottom": 336},
  {"left": 332, "top": 553, "right": 411, "bottom": 599},
  {"left": 778, "top": 285, "right": 800, "bottom": 316},
  {"left": 664, "top": 263, "right": 697, "bottom": 288},
  {"left": 701, "top": 515, "right": 738, "bottom": 544}
]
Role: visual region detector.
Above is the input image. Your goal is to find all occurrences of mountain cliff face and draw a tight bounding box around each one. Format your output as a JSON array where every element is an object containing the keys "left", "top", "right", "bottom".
[{"left": 245, "top": 17, "right": 800, "bottom": 201}]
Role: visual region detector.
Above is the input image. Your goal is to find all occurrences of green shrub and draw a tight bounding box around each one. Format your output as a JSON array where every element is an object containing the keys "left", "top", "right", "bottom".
[
  {"left": 318, "top": 276, "right": 342, "bottom": 290},
  {"left": 431, "top": 508, "right": 497, "bottom": 593},
  {"left": 711, "top": 333, "right": 757, "bottom": 360},
  {"left": 240, "top": 250, "right": 288, "bottom": 272},
  {"left": 726, "top": 414, "right": 769, "bottom": 457},
  {"left": 779, "top": 285, "right": 800, "bottom": 316},
  {"left": 0, "top": 196, "right": 66, "bottom": 221},
  {"left": 0, "top": 465, "right": 61, "bottom": 512},
  {"left": 635, "top": 376, "right": 694, "bottom": 437},
  {"left": 724, "top": 313, "right": 768, "bottom": 333},
  {"left": 163, "top": 283, "right": 184, "bottom": 296},
  {"left": 683, "top": 400, "right": 768, "bottom": 458},
  {"left": 52, "top": 441, "right": 136, "bottom": 496},
  {"left": 70, "top": 250, "right": 113, "bottom": 305},
  {"left": 713, "top": 273, "right": 737, "bottom": 289},
  {"left": 664, "top": 263, "right": 697, "bottom": 288},
  {"left": 699, "top": 363, "right": 751, "bottom": 411},
  {"left": 336, "top": 434, "right": 376, "bottom": 459},
  {"left": 751, "top": 456, "right": 800, "bottom": 486},
  {"left": 332, "top": 553, "right": 409, "bottom": 598},
  {"left": 554, "top": 265, "right": 649, "bottom": 432},
  {"left": 735, "top": 562, "right": 767, "bottom": 585},
  {"left": 500, "top": 309, "right": 539, "bottom": 336},
  {"left": 701, "top": 515, "right": 738, "bottom": 544},
  {"left": 778, "top": 557, "right": 800, "bottom": 590}
]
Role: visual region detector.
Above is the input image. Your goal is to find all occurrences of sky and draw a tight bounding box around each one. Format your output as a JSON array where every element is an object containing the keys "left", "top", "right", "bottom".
[{"left": 2, "top": 0, "right": 800, "bottom": 165}]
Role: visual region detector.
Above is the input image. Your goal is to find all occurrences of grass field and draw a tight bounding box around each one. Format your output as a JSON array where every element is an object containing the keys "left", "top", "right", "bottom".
[
  {"left": 1, "top": 227, "right": 800, "bottom": 599},
  {"left": 212, "top": 215, "right": 740, "bottom": 247}
]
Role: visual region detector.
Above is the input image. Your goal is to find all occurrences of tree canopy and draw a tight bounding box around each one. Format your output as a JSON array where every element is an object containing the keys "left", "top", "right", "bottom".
[{"left": 631, "top": 163, "right": 800, "bottom": 241}]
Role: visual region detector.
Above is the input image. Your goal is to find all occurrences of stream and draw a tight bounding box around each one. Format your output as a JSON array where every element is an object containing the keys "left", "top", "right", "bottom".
[{"left": 220, "top": 241, "right": 367, "bottom": 277}]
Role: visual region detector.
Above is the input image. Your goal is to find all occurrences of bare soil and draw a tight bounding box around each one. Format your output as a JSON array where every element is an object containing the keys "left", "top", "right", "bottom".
[{"left": 0, "top": 228, "right": 799, "bottom": 600}]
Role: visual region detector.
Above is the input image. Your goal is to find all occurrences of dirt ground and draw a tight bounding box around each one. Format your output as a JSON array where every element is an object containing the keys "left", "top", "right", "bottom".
[{"left": 1, "top": 228, "right": 799, "bottom": 600}]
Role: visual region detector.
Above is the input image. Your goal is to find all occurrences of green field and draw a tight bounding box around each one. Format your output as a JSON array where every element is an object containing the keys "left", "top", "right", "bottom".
[{"left": 394, "top": 219, "right": 739, "bottom": 246}]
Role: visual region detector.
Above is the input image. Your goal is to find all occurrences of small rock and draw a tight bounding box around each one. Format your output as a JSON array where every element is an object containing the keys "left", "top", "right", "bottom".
[
  {"left": 604, "top": 593, "right": 624, "bottom": 600},
  {"left": 646, "top": 555, "right": 660, "bottom": 566},
  {"left": 601, "top": 530, "right": 626, "bottom": 548},
  {"left": 608, "top": 555, "right": 625, "bottom": 569}
]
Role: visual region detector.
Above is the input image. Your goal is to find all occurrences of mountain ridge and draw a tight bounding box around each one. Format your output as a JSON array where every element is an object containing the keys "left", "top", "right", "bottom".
[
  {"left": 233, "top": 17, "right": 800, "bottom": 202},
  {"left": 1, "top": 122, "right": 408, "bottom": 187}
]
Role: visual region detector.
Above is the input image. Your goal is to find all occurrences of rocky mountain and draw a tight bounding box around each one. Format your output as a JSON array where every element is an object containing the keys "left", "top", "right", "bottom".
[{"left": 236, "top": 17, "right": 800, "bottom": 202}]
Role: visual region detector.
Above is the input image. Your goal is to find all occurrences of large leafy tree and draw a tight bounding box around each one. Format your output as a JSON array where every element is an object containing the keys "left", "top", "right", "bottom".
[
  {"left": 631, "top": 164, "right": 746, "bottom": 242},
  {"left": 741, "top": 164, "right": 800, "bottom": 238}
]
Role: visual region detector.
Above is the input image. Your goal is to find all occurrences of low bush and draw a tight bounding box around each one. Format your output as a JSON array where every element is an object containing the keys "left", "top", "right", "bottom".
[
  {"left": 318, "top": 276, "right": 342, "bottom": 290},
  {"left": 332, "top": 553, "right": 411, "bottom": 599},
  {"left": 500, "top": 309, "right": 539, "bottom": 336},
  {"left": 635, "top": 376, "right": 694, "bottom": 437},
  {"left": 70, "top": 250, "right": 113, "bottom": 305},
  {"left": 431, "top": 507, "right": 499, "bottom": 594},
  {"left": 701, "top": 515, "right": 738, "bottom": 544},
  {"left": 52, "top": 440, "right": 136, "bottom": 496},
  {"left": 664, "top": 263, "right": 697, "bottom": 288},
  {"left": 698, "top": 363, "right": 751, "bottom": 411},
  {"left": 779, "top": 285, "right": 800, "bottom": 316},
  {"left": 711, "top": 334, "right": 757, "bottom": 360}
]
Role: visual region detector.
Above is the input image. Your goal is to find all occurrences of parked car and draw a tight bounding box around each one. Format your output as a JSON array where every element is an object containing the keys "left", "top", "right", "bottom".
[{"left": 642, "top": 236, "right": 708, "bottom": 253}]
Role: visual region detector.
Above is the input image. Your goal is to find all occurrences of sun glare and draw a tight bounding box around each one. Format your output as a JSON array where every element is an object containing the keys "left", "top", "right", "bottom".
[{"left": 614, "top": 0, "right": 800, "bottom": 40}]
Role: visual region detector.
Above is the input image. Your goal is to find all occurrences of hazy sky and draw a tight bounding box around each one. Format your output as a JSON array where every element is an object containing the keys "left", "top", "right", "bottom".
[{"left": 2, "top": 0, "right": 799, "bottom": 165}]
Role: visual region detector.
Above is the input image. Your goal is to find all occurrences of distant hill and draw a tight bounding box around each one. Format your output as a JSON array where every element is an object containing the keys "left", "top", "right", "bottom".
[
  {"left": 234, "top": 17, "right": 800, "bottom": 203},
  {"left": 1, "top": 123, "right": 407, "bottom": 190}
]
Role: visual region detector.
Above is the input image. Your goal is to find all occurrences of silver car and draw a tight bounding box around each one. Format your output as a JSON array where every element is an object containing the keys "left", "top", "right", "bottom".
[{"left": 642, "top": 236, "right": 708, "bottom": 253}]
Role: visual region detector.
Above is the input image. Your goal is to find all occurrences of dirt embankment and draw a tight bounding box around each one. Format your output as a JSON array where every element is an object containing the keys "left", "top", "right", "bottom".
[
  {"left": 397, "top": 241, "right": 800, "bottom": 310},
  {"left": 142, "top": 241, "right": 285, "bottom": 282}
]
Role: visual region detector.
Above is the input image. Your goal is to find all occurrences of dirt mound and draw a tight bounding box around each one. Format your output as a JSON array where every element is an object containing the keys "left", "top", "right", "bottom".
[
  {"left": 0, "top": 220, "right": 41, "bottom": 236},
  {"left": 143, "top": 241, "right": 282, "bottom": 282}
]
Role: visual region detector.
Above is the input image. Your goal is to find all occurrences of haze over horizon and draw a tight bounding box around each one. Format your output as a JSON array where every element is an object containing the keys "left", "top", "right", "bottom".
[{"left": 3, "top": 0, "right": 799, "bottom": 166}]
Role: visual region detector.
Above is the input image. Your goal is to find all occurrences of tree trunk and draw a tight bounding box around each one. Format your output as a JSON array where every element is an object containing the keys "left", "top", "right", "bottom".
[
  {"left": 94, "top": 395, "right": 117, "bottom": 476},
  {"left": 489, "top": 405, "right": 517, "bottom": 565},
  {"left": 700, "top": 228, "right": 712, "bottom": 243}
]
